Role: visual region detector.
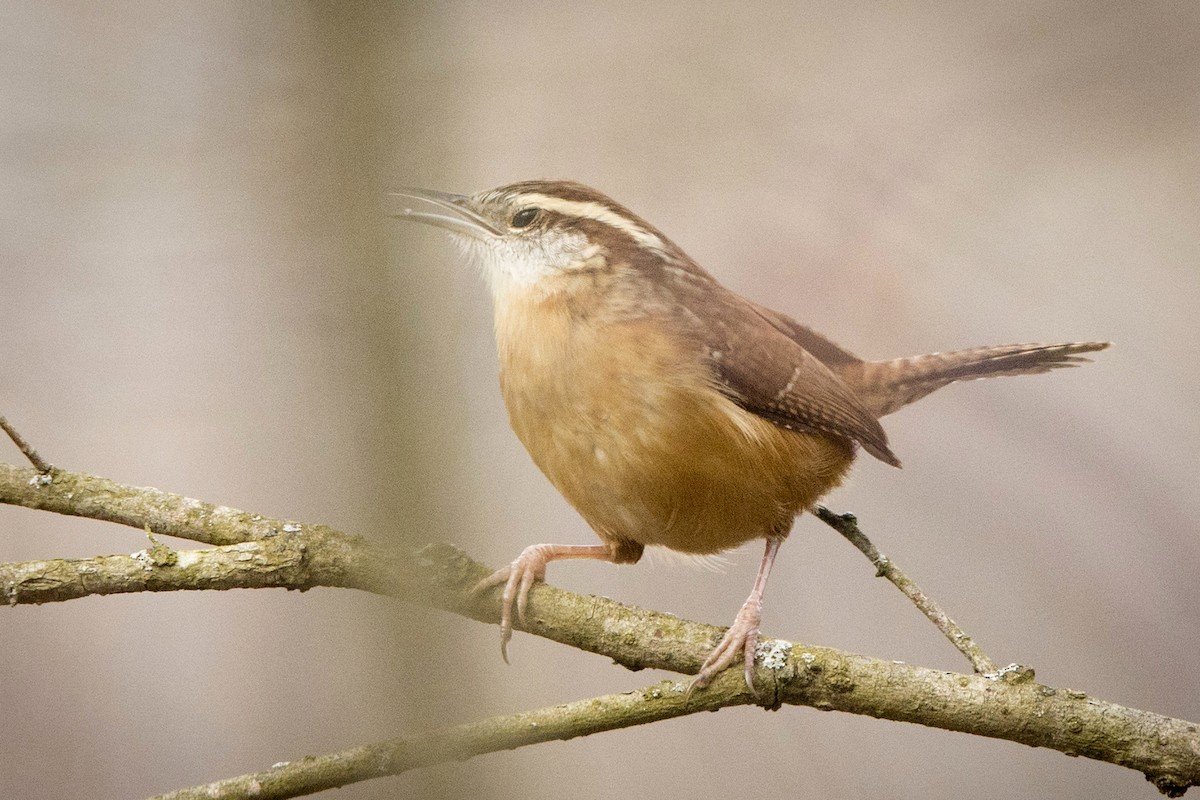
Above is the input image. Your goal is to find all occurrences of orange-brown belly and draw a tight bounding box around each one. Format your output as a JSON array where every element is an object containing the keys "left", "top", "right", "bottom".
[{"left": 498, "top": 311, "right": 855, "bottom": 554}]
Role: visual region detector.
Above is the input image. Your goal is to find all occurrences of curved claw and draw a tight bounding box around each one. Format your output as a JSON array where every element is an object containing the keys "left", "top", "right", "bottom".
[
  {"left": 473, "top": 543, "right": 614, "bottom": 665},
  {"left": 687, "top": 596, "right": 764, "bottom": 698},
  {"left": 471, "top": 545, "right": 554, "bottom": 664},
  {"left": 471, "top": 565, "right": 515, "bottom": 662}
]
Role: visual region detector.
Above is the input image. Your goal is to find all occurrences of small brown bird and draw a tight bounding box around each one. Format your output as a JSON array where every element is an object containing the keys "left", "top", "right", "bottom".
[{"left": 392, "top": 180, "right": 1108, "bottom": 692}]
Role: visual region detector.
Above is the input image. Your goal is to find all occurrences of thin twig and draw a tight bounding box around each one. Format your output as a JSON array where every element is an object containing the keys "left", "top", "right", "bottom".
[
  {"left": 0, "top": 415, "right": 52, "bottom": 473},
  {"left": 814, "top": 505, "right": 999, "bottom": 674},
  {"left": 149, "top": 676, "right": 744, "bottom": 800}
]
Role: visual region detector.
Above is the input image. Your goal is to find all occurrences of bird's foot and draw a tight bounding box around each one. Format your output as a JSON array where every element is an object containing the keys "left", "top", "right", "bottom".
[
  {"left": 472, "top": 544, "right": 558, "bottom": 663},
  {"left": 689, "top": 595, "right": 763, "bottom": 697}
]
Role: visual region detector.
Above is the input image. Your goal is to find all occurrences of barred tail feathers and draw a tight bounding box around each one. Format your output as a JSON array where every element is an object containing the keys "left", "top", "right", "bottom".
[{"left": 849, "top": 341, "right": 1111, "bottom": 418}]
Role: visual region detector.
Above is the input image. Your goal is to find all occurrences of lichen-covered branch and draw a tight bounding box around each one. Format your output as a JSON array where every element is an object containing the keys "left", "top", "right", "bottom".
[
  {"left": 150, "top": 677, "right": 742, "bottom": 800},
  {"left": 0, "top": 536, "right": 316, "bottom": 603},
  {"left": 2, "top": 462, "right": 1198, "bottom": 796},
  {"left": 0, "top": 462, "right": 312, "bottom": 546}
]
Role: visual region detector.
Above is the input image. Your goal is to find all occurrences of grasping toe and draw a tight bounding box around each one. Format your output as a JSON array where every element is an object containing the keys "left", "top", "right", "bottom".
[
  {"left": 472, "top": 543, "right": 613, "bottom": 663},
  {"left": 689, "top": 596, "right": 763, "bottom": 696}
]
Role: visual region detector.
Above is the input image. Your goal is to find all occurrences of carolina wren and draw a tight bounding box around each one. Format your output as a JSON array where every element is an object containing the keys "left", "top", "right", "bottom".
[{"left": 392, "top": 180, "right": 1108, "bottom": 693}]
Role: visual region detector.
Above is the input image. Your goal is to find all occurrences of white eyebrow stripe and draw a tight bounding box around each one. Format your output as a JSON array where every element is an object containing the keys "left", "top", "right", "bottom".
[{"left": 512, "top": 192, "right": 670, "bottom": 254}]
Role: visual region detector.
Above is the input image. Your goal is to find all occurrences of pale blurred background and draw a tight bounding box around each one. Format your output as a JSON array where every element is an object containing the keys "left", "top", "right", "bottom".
[{"left": 2, "top": 2, "right": 1198, "bottom": 798}]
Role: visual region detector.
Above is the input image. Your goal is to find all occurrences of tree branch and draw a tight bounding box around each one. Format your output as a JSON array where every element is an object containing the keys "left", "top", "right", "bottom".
[
  {"left": 0, "top": 415, "right": 53, "bottom": 473},
  {"left": 0, "top": 535, "right": 316, "bottom": 603},
  {"left": 149, "top": 676, "right": 742, "bottom": 800},
  {"left": 2, "top": 462, "right": 1197, "bottom": 797},
  {"left": 814, "top": 505, "right": 1000, "bottom": 673}
]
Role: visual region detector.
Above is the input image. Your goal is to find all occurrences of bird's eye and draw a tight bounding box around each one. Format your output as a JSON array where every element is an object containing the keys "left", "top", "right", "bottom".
[{"left": 510, "top": 207, "right": 539, "bottom": 229}]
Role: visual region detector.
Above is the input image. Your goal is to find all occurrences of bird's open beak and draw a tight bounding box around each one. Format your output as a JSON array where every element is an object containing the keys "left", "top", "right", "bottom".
[{"left": 388, "top": 188, "right": 502, "bottom": 239}]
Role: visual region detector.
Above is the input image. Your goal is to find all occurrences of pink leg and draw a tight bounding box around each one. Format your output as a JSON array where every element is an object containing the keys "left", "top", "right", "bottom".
[
  {"left": 473, "top": 543, "right": 613, "bottom": 662},
  {"left": 690, "top": 536, "right": 783, "bottom": 696}
]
